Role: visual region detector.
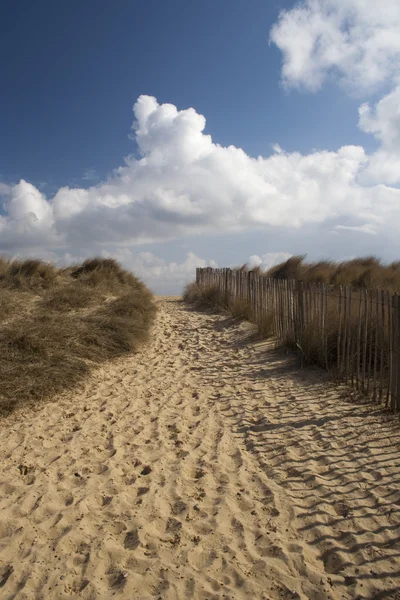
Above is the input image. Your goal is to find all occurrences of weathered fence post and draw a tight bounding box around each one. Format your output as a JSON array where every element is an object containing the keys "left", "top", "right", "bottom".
[
  {"left": 296, "top": 280, "right": 305, "bottom": 352},
  {"left": 225, "top": 268, "right": 230, "bottom": 303},
  {"left": 392, "top": 294, "right": 400, "bottom": 412}
]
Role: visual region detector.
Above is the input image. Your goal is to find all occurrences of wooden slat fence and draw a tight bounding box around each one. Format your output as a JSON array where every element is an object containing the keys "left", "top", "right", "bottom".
[{"left": 196, "top": 267, "right": 400, "bottom": 412}]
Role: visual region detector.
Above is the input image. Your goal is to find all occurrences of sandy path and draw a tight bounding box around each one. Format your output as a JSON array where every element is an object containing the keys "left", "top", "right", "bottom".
[{"left": 0, "top": 297, "right": 400, "bottom": 600}]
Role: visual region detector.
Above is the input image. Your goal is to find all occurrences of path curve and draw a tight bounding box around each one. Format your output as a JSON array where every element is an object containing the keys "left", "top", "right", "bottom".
[{"left": 0, "top": 298, "right": 399, "bottom": 599}]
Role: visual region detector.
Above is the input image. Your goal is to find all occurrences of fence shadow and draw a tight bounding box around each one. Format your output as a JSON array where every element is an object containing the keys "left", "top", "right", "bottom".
[{"left": 189, "top": 304, "right": 400, "bottom": 597}]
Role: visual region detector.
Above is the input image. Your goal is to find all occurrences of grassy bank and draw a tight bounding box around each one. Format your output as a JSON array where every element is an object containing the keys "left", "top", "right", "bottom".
[{"left": 0, "top": 257, "right": 156, "bottom": 416}]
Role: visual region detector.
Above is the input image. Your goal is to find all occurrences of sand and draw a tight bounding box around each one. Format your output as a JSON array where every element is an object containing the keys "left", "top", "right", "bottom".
[{"left": 0, "top": 297, "right": 399, "bottom": 600}]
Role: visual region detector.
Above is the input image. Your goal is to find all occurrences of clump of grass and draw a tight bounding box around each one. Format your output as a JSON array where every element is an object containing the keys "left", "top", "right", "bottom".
[
  {"left": 183, "top": 282, "right": 202, "bottom": 304},
  {"left": 183, "top": 282, "right": 228, "bottom": 310},
  {"left": 0, "top": 258, "right": 59, "bottom": 290},
  {"left": 183, "top": 282, "right": 274, "bottom": 338},
  {"left": 302, "top": 261, "right": 335, "bottom": 285},
  {"left": 0, "top": 257, "right": 10, "bottom": 278},
  {"left": 228, "top": 297, "right": 254, "bottom": 320},
  {"left": 266, "top": 255, "right": 305, "bottom": 281},
  {"left": 257, "top": 312, "right": 275, "bottom": 338},
  {"left": 0, "top": 290, "right": 32, "bottom": 324},
  {"left": 69, "top": 257, "right": 143, "bottom": 290},
  {"left": 41, "top": 283, "right": 98, "bottom": 311},
  {"left": 0, "top": 256, "right": 156, "bottom": 416},
  {"left": 260, "top": 255, "right": 400, "bottom": 293}
]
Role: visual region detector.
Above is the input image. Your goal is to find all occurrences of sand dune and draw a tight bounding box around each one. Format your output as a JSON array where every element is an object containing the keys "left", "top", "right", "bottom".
[{"left": 0, "top": 297, "right": 399, "bottom": 599}]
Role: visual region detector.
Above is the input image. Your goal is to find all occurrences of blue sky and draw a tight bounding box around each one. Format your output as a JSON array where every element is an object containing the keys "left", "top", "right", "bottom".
[{"left": 1, "top": 0, "right": 400, "bottom": 293}]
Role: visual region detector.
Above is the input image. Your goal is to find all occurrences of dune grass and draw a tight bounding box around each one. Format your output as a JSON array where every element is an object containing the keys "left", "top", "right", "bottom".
[
  {"left": 0, "top": 257, "right": 156, "bottom": 416},
  {"left": 183, "top": 282, "right": 274, "bottom": 338},
  {"left": 183, "top": 282, "right": 228, "bottom": 310},
  {"left": 259, "top": 255, "right": 400, "bottom": 293},
  {"left": 185, "top": 257, "right": 394, "bottom": 399}
]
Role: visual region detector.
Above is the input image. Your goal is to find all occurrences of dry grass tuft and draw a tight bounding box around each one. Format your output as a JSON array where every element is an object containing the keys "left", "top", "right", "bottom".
[
  {"left": 69, "top": 257, "right": 142, "bottom": 292},
  {"left": 182, "top": 282, "right": 203, "bottom": 304},
  {"left": 42, "top": 283, "right": 98, "bottom": 311},
  {"left": 260, "top": 255, "right": 400, "bottom": 293},
  {"left": 183, "top": 282, "right": 228, "bottom": 310},
  {"left": 266, "top": 255, "right": 306, "bottom": 281},
  {"left": 0, "top": 258, "right": 58, "bottom": 290},
  {"left": 228, "top": 297, "right": 254, "bottom": 321},
  {"left": 257, "top": 312, "right": 275, "bottom": 338},
  {"left": 0, "top": 290, "right": 32, "bottom": 324},
  {"left": 183, "top": 282, "right": 274, "bottom": 338},
  {"left": 0, "top": 257, "right": 156, "bottom": 416}
]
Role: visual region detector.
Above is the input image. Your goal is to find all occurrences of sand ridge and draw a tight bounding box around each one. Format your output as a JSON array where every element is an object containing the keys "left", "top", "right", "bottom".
[{"left": 0, "top": 297, "right": 399, "bottom": 599}]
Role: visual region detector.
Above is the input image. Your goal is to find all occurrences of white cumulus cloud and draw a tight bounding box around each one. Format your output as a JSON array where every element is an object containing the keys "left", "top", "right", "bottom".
[
  {"left": 358, "top": 86, "right": 400, "bottom": 184},
  {"left": 270, "top": 0, "right": 400, "bottom": 93},
  {"left": 359, "top": 86, "right": 400, "bottom": 151},
  {"left": 1, "top": 95, "right": 400, "bottom": 255},
  {"left": 268, "top": 0, "right": 400, "bottom": 195},
  {"left": 2, "top": 1, "right": 400, "bottom": 293}
]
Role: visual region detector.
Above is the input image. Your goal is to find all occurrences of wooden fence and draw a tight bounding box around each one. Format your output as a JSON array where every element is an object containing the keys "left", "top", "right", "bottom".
[{"left": 196, "top": 267, "right": 400, "bottom": 412}]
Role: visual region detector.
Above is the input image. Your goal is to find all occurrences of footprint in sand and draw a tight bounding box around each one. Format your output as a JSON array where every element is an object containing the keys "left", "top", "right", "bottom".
[
  {"left": 64, "top": 494, "right": 74, "bottom": 506},
  {"left": 140, "top": 465, "right": 152, "bottom": 476},
  {"left": 166, "top": 517, "right": 182, "bottom": 534},
  {"left": 171, "top": 499, "right": 187, "bottom": 515},
  {"left": 18, "top": 464, "right": 35, "bottom": 485},
  {"left": 190, "top": 468, "right": 205, "bottom": 480},
  {"left": 109, "top": 571, "right": 128, "bottom": 590},
  {"left": 123, "top": 529, "right": 140, "bottom": 550},
  {"left": 0, "top": 564, "right": 13, "bottom": 589}
]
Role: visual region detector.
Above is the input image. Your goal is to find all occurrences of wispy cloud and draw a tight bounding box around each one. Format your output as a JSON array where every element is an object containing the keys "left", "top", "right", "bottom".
[
  {"left": 334, "top": 224, "right": 378, "bottom": 235},
  {"left": 82, "top": 168, "right": 98, "bottom": 181}
]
